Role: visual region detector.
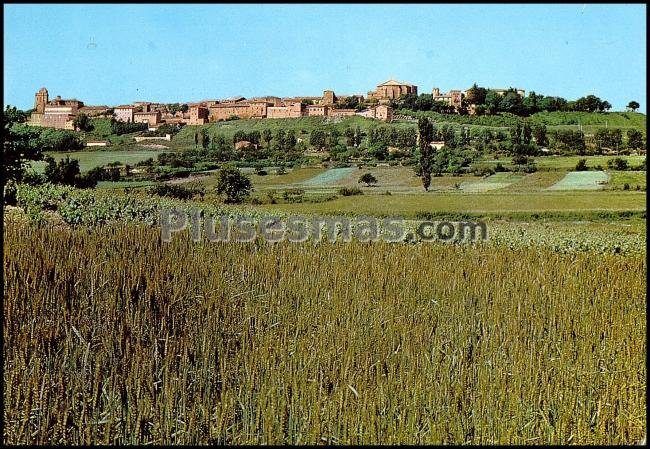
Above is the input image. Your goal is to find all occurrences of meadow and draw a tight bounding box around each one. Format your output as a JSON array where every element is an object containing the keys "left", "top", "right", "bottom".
[
  {"left": 3, "top": 223, "right": 646, "bottom": 445},
  {"left": 30, "top": 149, "right": 167, "bottom": 173}
]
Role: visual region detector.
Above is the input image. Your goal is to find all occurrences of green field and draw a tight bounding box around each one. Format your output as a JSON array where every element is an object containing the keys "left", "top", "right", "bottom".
[
  {"left": 606, "top": 171, "right": 647, "bottom": 190},
  {"left": 460, "top": 172, "right": 525, "bottom": 192},
  {"left": 547, "top": 171, "right": 609, "bottom": 191},
  {"left": 30, "top": 149, "right": 168, "bottom": 173},
  {"left": 480, "top": 155, "right": 645, "bottom": 172},
  {"left": 257, "top": 191, "right": 645, "bottom": 218}
]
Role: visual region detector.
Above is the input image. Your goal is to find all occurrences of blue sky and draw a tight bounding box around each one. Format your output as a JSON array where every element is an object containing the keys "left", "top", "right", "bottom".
[{"left": 3, "top": 4, "right": 647, "bottom": 112}]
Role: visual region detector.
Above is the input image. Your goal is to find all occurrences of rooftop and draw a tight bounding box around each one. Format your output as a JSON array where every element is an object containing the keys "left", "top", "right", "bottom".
[{"left": 378, "top": 79, "right": 415, "bottom": 87}]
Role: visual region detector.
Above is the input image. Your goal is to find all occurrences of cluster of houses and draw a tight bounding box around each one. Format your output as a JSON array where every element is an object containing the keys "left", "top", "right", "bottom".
[{"left": 27, "top": 79, "right": 525, "bottom": 130}]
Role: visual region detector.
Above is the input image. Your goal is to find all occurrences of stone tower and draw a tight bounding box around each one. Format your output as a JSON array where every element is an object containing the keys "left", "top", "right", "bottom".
[{"left": 35, "top": 87, "right": 48, "bottom": 113}]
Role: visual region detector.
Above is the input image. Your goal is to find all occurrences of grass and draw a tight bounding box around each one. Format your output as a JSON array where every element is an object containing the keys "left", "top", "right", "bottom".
[
  {"left": 300, "top": 167, "right": 358, "bottom": 186},
  {"left": 502, "top": 172, "right": 567, "bottom": 192},
  {"left": 480, "top": 155, "right": 646, "bottom": 172},
  {"left": 460, "top": 173, "right": 525, "bottom": 192},
  {"left": 96, "top": 180, "right": 157, "bottom": 189},
  {"left": 3, "top": 223, "right": 645, "bottom": 444},
  {"left": 257, "top": 191, "right": 646, "bottom": 218},
  {"left": 29, "top": 149, "right": 168, "bottom": 173},
  {"left": 607, "top": 171, "right": 647, "bottom": 190},
  {"left": 547, "top": 171, "right": 609, "bottom": 191},
  {"left": 530, "top": 111, "right": 646, "bottom": 132}
]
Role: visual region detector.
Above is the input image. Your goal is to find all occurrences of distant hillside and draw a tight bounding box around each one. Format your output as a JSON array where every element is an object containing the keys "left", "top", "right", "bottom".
[
  {"left": 170, "top": 116, "right": 415, "bottom": 150},
  {"left": 398, "top": 110, "right": 646, "bottom": 133},
  {"left": 529, "top": 111, "right": 646, "bottom": 130}
]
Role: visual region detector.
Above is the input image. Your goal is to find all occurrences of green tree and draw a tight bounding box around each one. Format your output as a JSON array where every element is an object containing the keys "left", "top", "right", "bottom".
[
  {"left": 358, "top": 172, "right": 378, "bottom": 187},
  {"left": 533, "top": 124, "right": 548, "bottom": 147},
  {"left": 215, "top": 165, "right": 252, "bottom": 204},
  {"left": 285, "top": 130, "right": 297, "bottom": 151},
  {"left": 484, "top": 90, "right": 501, "bottom": 114},
  {"left": 201, "top": 129, "right": 210, "bottom": 151},
  {"left": 626, "top": 129, "right": 644, "bottom": 151},
  {"left": 627, "top": 101, "right": 640, "bottom": 112},
  {"left": 310, "top": 129, "right": 327, "bottom": 150},
  {"left": 2, "top": 106, "right": 42, "bottom": 182},
  {"left": 262, "top": 129, "right": 273, "bottom": 147},
  {"left": 417, "top": 117, "right": 435, "bottom": 191},
  {"left": 464, "top": 83, "right": 487, "bottom": 105},
  {"left": 72, "top": 113, "right": 93, "bottom": 132},
  {"left": 606, "top": 157, "right": 629, "bottom": 171},
  {"left": 575, "top": 158, "right": 588, "bottom": 171},
  {"left": 522, "top": 122, "right": 533, "bottom": 145}
]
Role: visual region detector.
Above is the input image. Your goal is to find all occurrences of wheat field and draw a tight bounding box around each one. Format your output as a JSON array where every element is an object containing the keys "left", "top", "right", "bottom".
[{"left": 3, "top": 223, "right": 646, "bottom": 444}]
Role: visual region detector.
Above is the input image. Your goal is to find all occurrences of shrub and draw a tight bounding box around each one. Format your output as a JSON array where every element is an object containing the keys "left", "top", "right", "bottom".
[
  {"left": 149, "top": 183, "right": 204, "bottom": 200},
  {"left": 575, "top": 159, "right": 588, "bottom": 171},
  {"left": 282, "top": 188, "right": 305, "bottom": 203},
  {"left": 338, "top": 186, "right": 363, "bottom": 196},
  {"left": 623, "top": 183, "right": 630, "bottom": 191},
  {"left": 358, "top": 173, "right": 378, "bottom": 186},
  {"left": 606, "top": 157, "right": 629, "bottom": 171},
  {"left": 473, "top": 165, "right": 495, "bottom": 177},
  {"left": 522, "top": 162, "right": 538, "bottom": 173},
  {"left": 215, "top": 166, "right": 252, "bottom": 204}
]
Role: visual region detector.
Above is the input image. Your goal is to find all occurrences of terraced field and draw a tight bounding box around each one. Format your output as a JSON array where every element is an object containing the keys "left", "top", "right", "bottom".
[
  {"left": 460, "top": 173, "right": 525, "bottom": 192},
  {"left": 547, "top": 171, "right": 609, "bottom": 190}
]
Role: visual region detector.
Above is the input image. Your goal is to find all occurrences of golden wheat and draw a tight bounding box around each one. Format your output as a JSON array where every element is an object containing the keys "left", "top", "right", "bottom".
[{"left": 3, "top": 223, "right": 646, "bottom": 444}]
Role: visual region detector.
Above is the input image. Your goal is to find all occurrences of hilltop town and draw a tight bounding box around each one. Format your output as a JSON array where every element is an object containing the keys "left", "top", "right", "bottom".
[{"left": 26, "top": 79, "right": 524, "bottom": 130}]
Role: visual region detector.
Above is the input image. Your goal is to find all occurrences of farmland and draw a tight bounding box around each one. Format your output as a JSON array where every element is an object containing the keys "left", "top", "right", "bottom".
[
  {"left": 4, "top": 111, "right": 647, "bottom": 445},
  {"left": 30, "top": 149, "right": 168, "bottom": 173},
  {"left": 3, "top": 223, "right": 645, "bottom": 444}
]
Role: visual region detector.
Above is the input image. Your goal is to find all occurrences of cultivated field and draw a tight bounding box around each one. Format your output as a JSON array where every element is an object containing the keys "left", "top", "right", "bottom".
[{"left": 3, "top": 224, "right": 646, "bottom": 445}]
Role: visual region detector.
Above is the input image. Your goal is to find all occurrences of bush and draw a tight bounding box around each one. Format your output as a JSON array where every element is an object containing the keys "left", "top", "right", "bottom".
[
  {"left": 472, "top": 165, "right": 495, "bottom": 177},
  {"left": 282, "top": 188, "right": 305, "bottom": 203},
  {"left": 606, "top": 157, "right": 629, "bottom": 171},
  {"left": 522, "top": 162, "right": 538, "bottom": 173},
  {"left": 575, "top": 159, "right": 588, "bottom": 171},
  {"left": 110, "top": 119, "right": 148, "bottom": 135},
  {"left": 338, "top": 186, "right": 363, "bottom": 196},
  {"left": 149, "top": 183, "right": 204, "bottom": 200},
  {"left": 358, "top": 173, "right": 378, "bottom": 186},
  {"left": 494, "top": 162, "right": 509, "bottom": 173},
  {"left": 512, "top": 154, "right": 531, "bottom": 165},
  {"left": 215, "top": 166, "right": 252, "bottom": 204},
  {"left": 623, "top": 183, "right": 630, "bottom": 191}
]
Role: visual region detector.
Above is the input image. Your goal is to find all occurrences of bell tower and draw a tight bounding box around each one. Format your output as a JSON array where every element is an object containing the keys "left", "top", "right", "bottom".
[{"left": 35, "top": 87, "right": 48, "bottom": 113}]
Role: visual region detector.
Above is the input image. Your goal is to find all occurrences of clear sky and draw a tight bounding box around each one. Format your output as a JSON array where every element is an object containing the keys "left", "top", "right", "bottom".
[{"left": 3, "top": 4, "right": 647, "bottom": 112}]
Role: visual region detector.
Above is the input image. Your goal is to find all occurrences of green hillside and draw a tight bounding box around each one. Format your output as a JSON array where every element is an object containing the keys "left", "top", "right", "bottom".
[
  {"left": 529, "top": 111, "right": 646, "bottom": 130},
  {"left": 170, "top": 116, "right": 416, "bottom": 149}
]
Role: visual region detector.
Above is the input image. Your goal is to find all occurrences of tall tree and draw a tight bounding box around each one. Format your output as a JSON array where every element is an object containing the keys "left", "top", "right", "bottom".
[
  {"left": 417, "top": 117, "right": 435, "bottom": 191},
  {"left": 626, "top": 129, "right": 644, "bottom": 151},
  {"left": 627, "top": 101, "right": 640, "bottom": 112},
  {"left": 72, "top": 113, "right": 93, "bottom": 132},
  {"left": 2, "top": 105, "right": 42, "bottom": 182}
]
